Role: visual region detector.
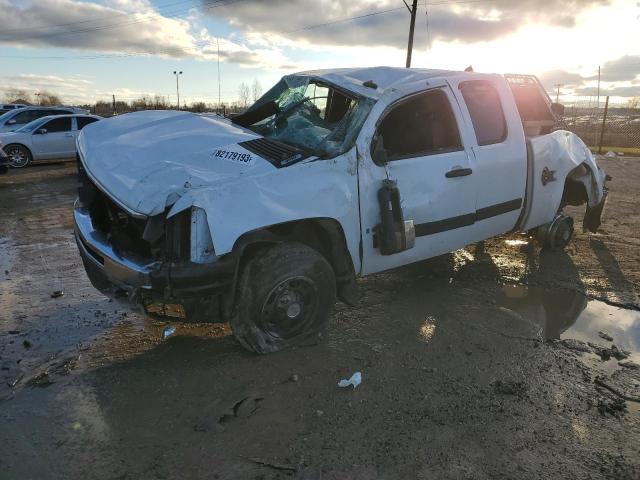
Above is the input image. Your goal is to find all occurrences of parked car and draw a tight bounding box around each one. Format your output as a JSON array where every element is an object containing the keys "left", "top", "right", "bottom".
[
  {"left": 0, "top": 103, "right": 27, "bottom": 114},
  {"left": 0, "top": 114, "right": 102, "bottom": 168},
  {"left": 0, "top": 106, "right": 89, "bottom": 133},
  {"left": 74, "top": 67, "right": 608, "bottom": 353}
]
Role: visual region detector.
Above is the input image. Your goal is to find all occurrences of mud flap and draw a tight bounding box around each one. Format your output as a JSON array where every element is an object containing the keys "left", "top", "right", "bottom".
[{"left": 583, "top": 189, "right": 608, "bottom": 233}]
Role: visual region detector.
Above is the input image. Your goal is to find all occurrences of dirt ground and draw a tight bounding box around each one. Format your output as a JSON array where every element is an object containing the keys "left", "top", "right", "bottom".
[{"left": 1, "top": 158, "right": 639, "bottom": 480}]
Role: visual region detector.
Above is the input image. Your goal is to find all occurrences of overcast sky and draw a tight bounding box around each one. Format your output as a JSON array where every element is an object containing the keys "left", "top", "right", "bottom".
[{"left": 1, "top": 0, "right": 639, "bottom": 105}]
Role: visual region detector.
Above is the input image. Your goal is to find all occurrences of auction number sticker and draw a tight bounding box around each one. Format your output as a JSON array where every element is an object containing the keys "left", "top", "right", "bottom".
[{"left": 212, "top": 149, "right": 253, "bottom": 166}]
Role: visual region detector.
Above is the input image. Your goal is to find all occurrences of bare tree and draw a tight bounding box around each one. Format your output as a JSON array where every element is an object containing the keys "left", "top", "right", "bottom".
[
  {"left": 627, "top": 96, "right": 640, "bottom": 109},
  {"left": 3, "top": 88, "right": 32, "bottom": 104},
  {"left": 38, "top": 91, "right": 62, "bottom": 106},
  {"left": 251, "top": 79, "right": 263, "bottom": 103},
  {"left": 238, "top": 82, "right": 250, "bottom": 108}
]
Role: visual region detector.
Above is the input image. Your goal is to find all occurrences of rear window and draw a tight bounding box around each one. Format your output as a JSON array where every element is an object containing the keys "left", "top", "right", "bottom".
[
  {"left": 460, "top": 81, "right": 507, "bottom": 146},
  {"left": 77, "top": 117, "right": 99, "bottom": 130}
]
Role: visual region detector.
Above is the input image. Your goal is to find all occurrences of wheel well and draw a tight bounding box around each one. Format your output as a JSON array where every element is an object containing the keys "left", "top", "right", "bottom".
[
  {"left": 561, "top": 163, "right": 589, "bottom": 207},
  {"left": 229, "top": 219, "right": 357, "bottom": 310},
  {"left": 3, "top": 143, "right": 32, "bottom": 158}
]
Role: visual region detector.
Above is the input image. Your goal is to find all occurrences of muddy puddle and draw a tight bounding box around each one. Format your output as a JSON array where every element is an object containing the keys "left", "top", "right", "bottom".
[{"left": 499, "top": 284, "right": 640, "bottom": 369}]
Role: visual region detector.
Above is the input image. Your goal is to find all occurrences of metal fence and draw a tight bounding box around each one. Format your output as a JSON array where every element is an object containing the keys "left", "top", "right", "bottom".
[{"left": 556, "top": 96, "right": 640, "bottom": 154}]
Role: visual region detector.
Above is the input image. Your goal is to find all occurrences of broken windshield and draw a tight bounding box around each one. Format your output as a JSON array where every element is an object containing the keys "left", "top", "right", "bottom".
[{"left": 233, "top": 75, "right": 374, "bottom": 158}]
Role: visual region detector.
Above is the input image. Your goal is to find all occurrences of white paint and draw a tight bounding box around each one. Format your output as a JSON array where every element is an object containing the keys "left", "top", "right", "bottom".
[{"left": 77, "top": 67, "right": 606, "bottom": 278}]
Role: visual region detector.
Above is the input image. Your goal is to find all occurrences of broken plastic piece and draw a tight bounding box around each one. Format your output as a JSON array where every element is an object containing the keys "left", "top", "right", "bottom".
[
  {"left": 162, "top": 326, "right": 176, "bottom": 340},
  {"left": 51, "top": 290, "right": 64, "bottom": 298},
  {"left": 337, "top": 371, "right": 362, "bottom": 389}
]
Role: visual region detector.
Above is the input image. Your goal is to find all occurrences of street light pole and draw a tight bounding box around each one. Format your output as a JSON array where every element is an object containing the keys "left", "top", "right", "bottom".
[
  {"left": 554, "top": 83, "right": 563, "bottom": 104},
  {"left": 216, "top": 38, "right": 221, "bottom": 108},
  {"left": 173, "top": 70, "right": 183, "bottom": 110}
]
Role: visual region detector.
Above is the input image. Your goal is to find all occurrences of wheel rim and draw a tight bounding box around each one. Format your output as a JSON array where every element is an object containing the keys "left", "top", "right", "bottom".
[
  {"left": 7, "top": 147, "right": 28, "bottom": 167},
  {"left": 259, "top": 276, "right": 318, "bottom": 340}
]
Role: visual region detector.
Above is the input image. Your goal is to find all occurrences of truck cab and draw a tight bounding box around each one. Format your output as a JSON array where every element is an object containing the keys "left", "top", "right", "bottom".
[{"left": 74, "top": 67, "right": 607, "bottom": 353}]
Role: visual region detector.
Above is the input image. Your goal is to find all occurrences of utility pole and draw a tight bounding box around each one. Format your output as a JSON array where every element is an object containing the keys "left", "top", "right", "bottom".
[
  {"left": 405, "top": 0, "right": 418, "bottom": 68},
  {"left": 112, "top": 94, "right": 116, "bottom": 115},
  {"left": 596, "top": 65, "right": 601, "bottom": 109},
  {"left": 173, "top": 70, "right": 183, "bottom": 110},
  {"left": 598, "top": 95, "right": 610, "bottom": 154},
  {"left": 554, "top": 83, "right": 562, "bottom": 103},
  {"left": 35, "top": 92, "right": 41, "bottom": 105}
]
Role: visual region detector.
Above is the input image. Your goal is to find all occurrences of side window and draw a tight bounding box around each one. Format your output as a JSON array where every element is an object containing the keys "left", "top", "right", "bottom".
[
  {"left": 375, "top": 89, "right": 462, "bottom": 161},
  {"left": 30, "top": 110, "right": 52, "bottom": 122},
  {"left": 11, "top": 110, "right": 33, "bottom": 123},
  {"left": 42, "top": 117, "right": 72, "bottom": 133},
  {"left": 77, "top": 117, "right": 99, "bottom": 130},
  {"left": 459, "top": 81, "right": 507, "bottom": 146}
]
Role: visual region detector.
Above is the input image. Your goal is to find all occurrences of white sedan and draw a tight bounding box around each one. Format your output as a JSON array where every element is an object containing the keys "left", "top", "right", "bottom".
[{"left": 0, "top": 114, "right": 102, "bottom": 168}]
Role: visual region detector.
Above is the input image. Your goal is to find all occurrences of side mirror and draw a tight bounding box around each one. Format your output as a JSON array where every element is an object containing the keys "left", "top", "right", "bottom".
[
  {"left": 35, "top": 128, "right": 47, "bottom": 135},
  {"left": 6, "top": 119, "right": 16, "bottom": 125},
  {"left": 551, "top": 102, "right": 565, "bottom": 117},
  {"left": 372, "top": 133, "right": 388, "bottom": 166}
]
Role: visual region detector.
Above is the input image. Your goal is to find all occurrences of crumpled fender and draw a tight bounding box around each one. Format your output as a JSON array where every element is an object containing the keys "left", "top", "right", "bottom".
[
  {"left": 520, "top": 130, "right": 606, "bottom": 232},
  {"left": 166, "top": 150, "right": 362, "bottom": 271}
]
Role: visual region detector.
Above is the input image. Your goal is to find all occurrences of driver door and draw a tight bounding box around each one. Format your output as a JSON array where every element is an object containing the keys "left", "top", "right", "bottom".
[{"left": 357, "top": 84, "right": 480, "bottom": 275}]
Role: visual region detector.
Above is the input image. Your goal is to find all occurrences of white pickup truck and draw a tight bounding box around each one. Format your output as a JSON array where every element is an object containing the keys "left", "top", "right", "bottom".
[{"left": 74, "top": 67, "right": 607, "bottom": 353}]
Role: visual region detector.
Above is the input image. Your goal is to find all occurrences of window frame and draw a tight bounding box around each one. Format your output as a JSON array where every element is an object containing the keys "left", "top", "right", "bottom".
[
  {"left": 370, "top": 87, "right": 464, "bottom": 163},
  {"left": 459, "top": 80, "right": 508, "bottom": 147},
  {"left": 41, "top": 117, "right": 72, "bottom": 133},
  {"left": 76, "top": 116, "right": 99, "bottom": 130}
]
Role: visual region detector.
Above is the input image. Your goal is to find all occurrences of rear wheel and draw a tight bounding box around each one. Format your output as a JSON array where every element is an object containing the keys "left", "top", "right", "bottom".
[
  {"left": 230, "top": 242, "right": 336, "bottom": 354},
  {"left": 4, "top": 144, "right": 32, "bottom": 168},
  {"left": 538, "top": 214, "right": 574, "bottom": 251}
]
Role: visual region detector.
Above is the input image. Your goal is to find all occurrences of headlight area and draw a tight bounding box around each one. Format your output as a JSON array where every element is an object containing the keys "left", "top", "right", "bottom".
[{"left": 150, "top": 206, "right": 233, "bottom": 296}]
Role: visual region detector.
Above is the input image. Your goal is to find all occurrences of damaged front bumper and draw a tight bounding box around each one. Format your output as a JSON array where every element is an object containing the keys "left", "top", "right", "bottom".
[{"left": 73, "top": 205, "right": 235, "bottom": 314}]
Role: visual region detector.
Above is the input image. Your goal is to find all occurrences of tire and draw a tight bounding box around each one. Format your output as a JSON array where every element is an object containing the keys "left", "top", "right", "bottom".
[
  {"left": 538, "top": 214, "right": 574, "bottom": 251},
  {"left": 230, "top": 242, "right": 336, "bottom": 354},
  {"left": 4, "top": 144, "right": 32, "bottom": 168}
]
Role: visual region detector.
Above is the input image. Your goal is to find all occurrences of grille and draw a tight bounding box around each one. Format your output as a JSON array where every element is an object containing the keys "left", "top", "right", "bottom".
[
  {"left": 238, "top": 138, "right": 309, "bottom": 168},
  {"left": 77, "top": 156, "right": 192, "bottom": 262},
  {"left": 77, "top": 157, "right": 153, "bottom": 258}
]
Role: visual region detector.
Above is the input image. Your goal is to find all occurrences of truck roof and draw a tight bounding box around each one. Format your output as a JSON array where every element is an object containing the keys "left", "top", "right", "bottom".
[{"left": 298, "top": 66, "right": 482, "bottom": 98}]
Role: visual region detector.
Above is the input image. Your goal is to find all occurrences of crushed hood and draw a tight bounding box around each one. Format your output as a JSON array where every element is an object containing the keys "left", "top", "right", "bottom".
[{"left": 77, "top": 110, "right": 277, "bottom": 215}]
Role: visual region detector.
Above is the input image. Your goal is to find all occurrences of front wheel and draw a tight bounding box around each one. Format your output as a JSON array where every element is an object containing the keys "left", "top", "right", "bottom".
[
  {"left": 230, "top": 242, "right": 336, "bottom": 354},
  {"left": 4, "top": 144, "right": 32, "bottom": 168}
]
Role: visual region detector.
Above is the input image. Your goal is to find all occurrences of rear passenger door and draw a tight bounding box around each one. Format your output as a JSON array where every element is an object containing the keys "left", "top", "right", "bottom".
[
  {"left": 447, "top": 77, "right": 528, "bottom": 238},
  {"left": 32, "top": 117, "right": 74, "bottom": 159}
]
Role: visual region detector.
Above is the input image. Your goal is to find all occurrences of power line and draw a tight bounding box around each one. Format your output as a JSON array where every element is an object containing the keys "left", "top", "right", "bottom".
[
  {"left": 1, "top": 0, "right": 489, "bottom": 42},
  {"left": 0, "top": 0, "right": 200, "bottom": 35},
  {"left": 0, "top": 0, "right": 247, "bottom": 42},
  {"left": 0, "top": 0, "right": 492, "bottom": 60}
]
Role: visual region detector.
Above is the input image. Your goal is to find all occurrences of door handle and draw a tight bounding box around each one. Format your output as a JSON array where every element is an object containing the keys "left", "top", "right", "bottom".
[
  {"left": 445, "top": 167, "right": 473, "bottom": 178},
  {"left": 65, "top": 133, "right": 74, "bottom": 137}
]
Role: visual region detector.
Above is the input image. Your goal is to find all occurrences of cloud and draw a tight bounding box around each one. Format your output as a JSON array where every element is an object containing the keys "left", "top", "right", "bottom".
[
  {"left": 574, "top": 85, "right": 640, "bottom": 97},
  {"left": 0, "top": 73, "right": 96, "bottom": 104},
  {"left": 588, "top": 55, "right": 640, "bottom": 82},
  {"left": 0, "top": 0, "right": 291, "bottom": 68},
  {"left": 537, "top": 69, "right": 587, "bottom": 90},
  {"left": 204, "top": 0, "right": 609, "bottom": 48}
]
